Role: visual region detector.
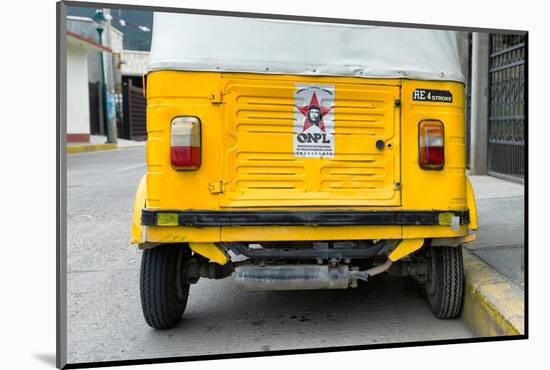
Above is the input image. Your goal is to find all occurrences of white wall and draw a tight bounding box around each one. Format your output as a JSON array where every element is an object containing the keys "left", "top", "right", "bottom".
[
  {"left": 67, "top": 44, "right": 91, "bottom": 137},
  {"left": 121, "top": 50, "right": 150, "bottom": 76},
  {"left": 110, "top": 27, "right": 124, "bottom": 53}
]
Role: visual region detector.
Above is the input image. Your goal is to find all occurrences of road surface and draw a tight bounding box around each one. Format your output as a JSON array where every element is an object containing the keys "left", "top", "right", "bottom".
[{"left": 66, "top": 147, "right": 473, "bottom": 364}]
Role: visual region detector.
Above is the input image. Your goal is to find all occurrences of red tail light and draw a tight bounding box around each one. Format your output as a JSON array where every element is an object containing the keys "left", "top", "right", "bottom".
[
  {"left": 170, "top": 116, "right": 201, "bottom": 170},
  {"left": 419, "top": 120, "right": 444, "bottom": 170}
]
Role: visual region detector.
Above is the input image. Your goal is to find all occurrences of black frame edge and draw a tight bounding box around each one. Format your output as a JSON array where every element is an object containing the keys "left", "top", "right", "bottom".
[
  {"left": 63, "top": 335, "right": 527, "bottom": 369},
  {"left": 58, "top": 1, "right": 529, "bottom": 368},
  {"left": 57, "top": 1, "right": 68, "bottom": 369}
]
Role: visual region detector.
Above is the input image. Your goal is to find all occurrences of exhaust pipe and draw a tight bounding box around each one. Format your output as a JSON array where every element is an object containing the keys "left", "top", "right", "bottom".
[
  {"left": 349, "top": 259, "right": 393, "bottom": 282},
  {"left": 234, "top": 260, "right": 392, "bottom": 290}
]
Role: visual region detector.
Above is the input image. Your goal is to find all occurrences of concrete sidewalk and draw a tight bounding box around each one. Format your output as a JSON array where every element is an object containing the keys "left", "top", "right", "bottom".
[
  {"left": 461, "top": 175, "right": 525, "bottom": 336},
  {"left": 466, "top": 175, "right": 525, "bottom": 289}
]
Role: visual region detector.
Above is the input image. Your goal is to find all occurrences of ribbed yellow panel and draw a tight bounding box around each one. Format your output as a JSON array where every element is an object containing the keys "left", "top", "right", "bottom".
[{"left": 220, "top": 76, "right": 401, "bottom": 207}]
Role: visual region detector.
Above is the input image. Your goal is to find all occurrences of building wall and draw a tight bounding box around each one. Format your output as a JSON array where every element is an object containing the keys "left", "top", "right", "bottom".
[
  {"left": 67, "top": 16, "right": 101, "bottom": 83},
  {"left": 110, "top": 26, "right": 123, "bottom": 53},
  {"left": 67, "top": 6, "right": 153, "bottom": 51},
  {"left": 121, "top": 50, "right": 150, "bottom": 76},
  {"left": 67, "top": 44, "right": 91, "bottom": 140},
  {"left": 67, "top": 16, "right": 98, "bottom": 41},
  {"left": 67, "top": 16, "right": 121, "bottom": 92}
]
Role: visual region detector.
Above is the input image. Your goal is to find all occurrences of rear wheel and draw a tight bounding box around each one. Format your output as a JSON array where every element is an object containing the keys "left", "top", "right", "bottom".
[
  {"left": 140, "top": 245, "right": 190, "bottom": 329},
  {"left": 425, "top": 245, "right": 464, "bottom": 319}
]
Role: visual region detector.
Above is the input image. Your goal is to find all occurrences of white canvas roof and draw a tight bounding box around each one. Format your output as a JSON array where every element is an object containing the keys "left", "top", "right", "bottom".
[{"left": 148, "top": 12, "right": 464, "bottom": 83}]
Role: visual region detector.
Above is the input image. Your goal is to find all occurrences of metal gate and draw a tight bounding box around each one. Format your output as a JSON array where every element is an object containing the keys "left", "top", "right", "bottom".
[
  {"left": 88, "top": 81, "right": 102, "bottom": 135},
  {"left": 121, "top": 80, "right": 147, "bottom": 141},
  {"left": 487, "top": 34, "right": 526, "bottom": 180}
]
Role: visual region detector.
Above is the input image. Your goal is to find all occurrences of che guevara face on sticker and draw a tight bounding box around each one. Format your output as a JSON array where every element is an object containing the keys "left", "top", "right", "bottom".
[
  {"left": 307, "top": 106, "right": 322, "bottom": 127},
  {"left": 297, "top": 91, "right": 333, "bottom": 132}
]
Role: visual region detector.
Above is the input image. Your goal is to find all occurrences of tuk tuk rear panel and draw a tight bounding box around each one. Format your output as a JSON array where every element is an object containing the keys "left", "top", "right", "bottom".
[{"left": 142, "top": 71, "right": 469, "bottom": 243}]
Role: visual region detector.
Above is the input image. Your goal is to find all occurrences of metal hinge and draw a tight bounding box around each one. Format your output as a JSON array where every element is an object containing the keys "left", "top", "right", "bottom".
[
  {"left": 210, "top": 90, "right": 223, "bottom": 104},
  {"left": 209, "top": 181, "right": 224, "bottom": 194}
]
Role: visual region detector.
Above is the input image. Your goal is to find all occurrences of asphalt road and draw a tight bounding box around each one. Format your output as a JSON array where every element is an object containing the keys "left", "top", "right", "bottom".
[{"left": 66, "top": 147, "right": 473, "bottom": 364}]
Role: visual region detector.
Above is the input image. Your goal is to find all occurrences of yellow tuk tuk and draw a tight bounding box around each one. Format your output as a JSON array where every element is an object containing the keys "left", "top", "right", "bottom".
[{"left": 131, "top": 12, "right": 478, "bottom": 329}]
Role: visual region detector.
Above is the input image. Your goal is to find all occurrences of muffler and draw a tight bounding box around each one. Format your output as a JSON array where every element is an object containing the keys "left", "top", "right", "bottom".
[
  {"left": 234, "top": 261, "right": 392, "bottom": 290},
  {"left": 235, "top": 265, "right": 350, "bottom": 290}
]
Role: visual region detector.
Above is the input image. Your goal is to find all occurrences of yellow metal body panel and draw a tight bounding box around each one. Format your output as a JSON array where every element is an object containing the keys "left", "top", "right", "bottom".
[
  {"left": 134, "top": 71, "right": 472, "bottom": 244},
  {"left": 145, "top": 226, "right": 220, "bottom": 243},
  {"left": 402, "top": 225, "right": 468, "bottom": 239},
  {"left": 400, "top": 80, "right": 467, "bottom": 211},
  {"left": 466, "top": 177, "right": 478, "bottom": 230},
  {"left": 146, "top": 72, "right": 222, "bottom": 211},
  {"left": 130, "top": 174, "right": 147, "bottom": 245},
  {"left": 189, "top": 243, "right": 229, "bottom": 265},
  {"left": 221, "top": 225, "right": 402, "bottom": 242},
  {"left": 389, "top": 238, "right": 425, "bottom": 262}
]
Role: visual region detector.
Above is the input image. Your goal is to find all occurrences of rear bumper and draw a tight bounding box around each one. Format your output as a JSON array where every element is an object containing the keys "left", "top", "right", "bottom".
[{"left": 141, "top": 209, "right": 470, "bottom": 227}]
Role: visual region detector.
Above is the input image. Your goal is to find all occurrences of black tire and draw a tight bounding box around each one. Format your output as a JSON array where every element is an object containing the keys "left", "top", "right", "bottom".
[
  {"left": 426, "top": 245, "right": 464, "bottom": 319},
  {"left": 140, "top": 245, "right": 190, "bottom": 329}
]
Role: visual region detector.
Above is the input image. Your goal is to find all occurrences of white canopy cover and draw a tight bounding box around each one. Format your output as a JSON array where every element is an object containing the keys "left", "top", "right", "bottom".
[{"left": 148, "top": 12, "right": 464, "bottom": 82}]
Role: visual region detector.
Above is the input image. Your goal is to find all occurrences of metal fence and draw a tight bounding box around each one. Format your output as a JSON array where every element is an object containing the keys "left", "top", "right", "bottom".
[
  {"left": 120, "top": 80, "right": 147, "bottom": 141},
  {"left": 487, "top": 34, "right": 526, "bottom": 180}
]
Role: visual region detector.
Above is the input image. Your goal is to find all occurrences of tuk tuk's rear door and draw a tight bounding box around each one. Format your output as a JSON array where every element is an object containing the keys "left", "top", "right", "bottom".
[{"left": 219, "top": 75, "right": 401, "bottom": 208}]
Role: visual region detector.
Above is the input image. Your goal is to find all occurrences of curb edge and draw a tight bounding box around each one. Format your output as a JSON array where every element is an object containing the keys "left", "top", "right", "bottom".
[
  {"left": 66, "top": 144, "right": 117, "bottom": 154},
  {"left": 461, "top": 249, "right": 524, "bottom": 337}
]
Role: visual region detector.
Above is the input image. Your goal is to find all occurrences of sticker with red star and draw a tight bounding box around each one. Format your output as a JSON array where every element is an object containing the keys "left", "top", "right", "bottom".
[{"left": 293, "top": 84, "right": 335, "bottom": 158}]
